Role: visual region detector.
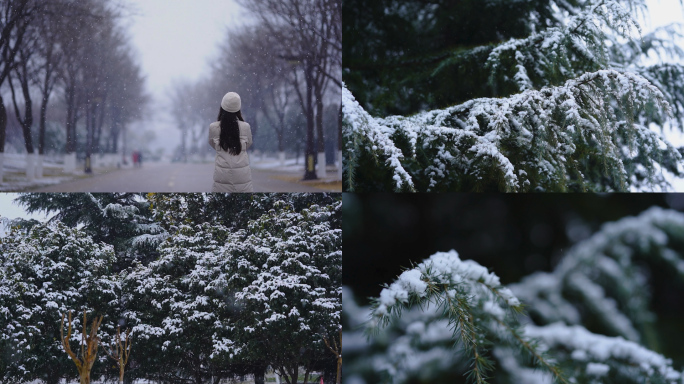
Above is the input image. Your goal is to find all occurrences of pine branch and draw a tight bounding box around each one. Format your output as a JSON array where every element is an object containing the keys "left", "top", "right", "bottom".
[
  {"left": 367, "top": 251, "right": 565, "bottom": 384},
  {"left": 343, "top": 68, "right": 681, "bottom": 192},
  {"left": 512, "top": 207, "right": 684, "bottom": 342},
  {"left": 495, "top": 319, "right": 568, "bottom": 384}
]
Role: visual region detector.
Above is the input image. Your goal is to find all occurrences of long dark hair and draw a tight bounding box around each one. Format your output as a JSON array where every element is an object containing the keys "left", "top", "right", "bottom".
[{"left": 217, "top": 107, "right": 244, "bottom": 155}]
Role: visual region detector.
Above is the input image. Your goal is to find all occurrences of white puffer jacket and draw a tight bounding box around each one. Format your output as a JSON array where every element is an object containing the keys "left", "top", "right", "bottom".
[{"left": 208, "top": 120, "right": 253, "bottom": 192}]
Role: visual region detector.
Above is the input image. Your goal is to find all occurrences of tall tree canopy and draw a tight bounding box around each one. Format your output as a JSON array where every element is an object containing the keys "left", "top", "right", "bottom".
[{"left": 1, "top": 193, "right": 342, "bottom": 384}]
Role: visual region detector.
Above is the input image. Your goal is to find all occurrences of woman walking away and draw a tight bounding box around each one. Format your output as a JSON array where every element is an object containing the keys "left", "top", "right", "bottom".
[{"left": 209, "top": 92, "right": 254, "bottom": 192}]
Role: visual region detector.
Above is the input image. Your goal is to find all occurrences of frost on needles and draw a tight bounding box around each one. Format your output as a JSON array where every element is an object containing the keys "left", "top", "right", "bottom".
[
  {"left": 343, "top": 0, "right": 684, "bottom": 192},
  {"left": 347, "top": 208, "right": 684, "bottom": 384}
]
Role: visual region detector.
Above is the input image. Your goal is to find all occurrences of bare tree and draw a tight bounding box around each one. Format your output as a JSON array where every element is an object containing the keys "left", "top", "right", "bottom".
[
  {"left": 211, "top": 26, "right": 269, "bottom": 154},
  {"left": 80, "top": 2, "right": 116, "bottom": 173},
  {"left": 45, "top": 0, "right": 145, "bottom": 172},
  {"left": 55, "top": 0, "right": 102, "bottom": 172},
  {"left": 33, "top": 1, "right": 65, "bottom": 177},
  {"left": 60, "top": 310, "right": 104, "bottom": 384},
  {"left": 104, "top": 42, "right": 147, "bottom": 161},
  {"left": 0, "top": 0, "right": 43, "bottom": 181},
  {"left": 263, "top": 81, "right": 292, "bottom": 165},
  {"left": 7, "top": 30, "right": 37, "bottom": 180},
  {"left": 169, "top": 80, "right": 196, "bottom": 163},
  {"left": 236, "top": 0, "right": 342, "bottom": 180},
  {"left": 234, "top": 27, "right": 293, "bottom": 165}
]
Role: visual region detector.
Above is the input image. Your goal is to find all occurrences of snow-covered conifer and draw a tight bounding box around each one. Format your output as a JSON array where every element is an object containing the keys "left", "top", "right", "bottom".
[
  {"left": 122, "top": 222, "right": 244, "bottom": 384},
  {"left": 511, "top": 207, "right": 684, "bottom": 344},
  {"left": 343, "top": 0, "right": 684, "bottom": 192},
  {"left": 0, "top": 222, "right": 118, "bottom": 384},
  {"left": 123, "top": 195, "right": 342, "bottom": 384},
  {"left": 364, "top": 251, "right": 565, "bottom": 384},
  {"left": 1, "top": 193, "right": 342, "bottom": 383},
  {"left": 149, "top": 192, "right": 340, "bottom": 232},
  {"left": 14, "top": 193, "right": 165, "bottom": 265},
  {"left": 220, "top": 199, "right": 342, "bottom": 384}
]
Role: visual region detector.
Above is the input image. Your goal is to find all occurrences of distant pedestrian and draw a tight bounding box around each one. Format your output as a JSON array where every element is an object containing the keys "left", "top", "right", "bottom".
[
  {"left": 132, "top": 151, "right": 139, "bottom": 167},
  {"left": 138, "top": 151, "right": 143, "bottom": 167},
  {"left": 208, "top": 92, "right": 253, "bottom": 192}
]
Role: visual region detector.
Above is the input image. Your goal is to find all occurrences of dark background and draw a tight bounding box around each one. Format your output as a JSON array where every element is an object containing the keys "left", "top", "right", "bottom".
[{"left": 343, "top": 194, "right": 680, "bottom": 297}]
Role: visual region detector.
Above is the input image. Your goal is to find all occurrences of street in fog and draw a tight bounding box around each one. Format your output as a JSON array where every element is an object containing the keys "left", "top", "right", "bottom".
[{"left": 28, "top": 163, "right": 331, "bottom": 192}]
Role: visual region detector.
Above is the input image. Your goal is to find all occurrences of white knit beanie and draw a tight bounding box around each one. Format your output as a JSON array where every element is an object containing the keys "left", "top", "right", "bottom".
[{"left": 221, "top": 92, "right": 241, "bottom": 112}]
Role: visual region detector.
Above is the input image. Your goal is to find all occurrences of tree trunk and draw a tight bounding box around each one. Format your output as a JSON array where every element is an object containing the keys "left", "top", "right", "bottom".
[
  {"left": 118, "top": 360, "right": 124, "bottom": 383},
  {"left": 65, "top": 84, "right": 76, "bottom": 154},
  {"left": 181, "top": 126, "right": 187, "bottom": 163},
  {"left": 95, "top": 99, "right": 106, "bottom": 154},
  {"left": 338, "top": 102, "right": 342, "bottom": 152},
  {"left": 315, "top": 83, "right": 326, "bottom": 178},
  {"left": 84, "top": 102, "right": 94, "bottom": 173},
  {"left": 39, "top": 95, "right": 48, "bottom": 154},
  {"left": 9, "top": 65, "right": 35, "bottom": 180},
  {"left": 10, "top": 70, "right": 34, "bottom": 155},
  {"left": 254, "top": 364, "right": 266, "bottom": 384},
  {"left": 36, "top": 94, "right": 49, "bottom": 179},
  {"left": 111, "top": 107, "right": 121, "bottom": 153},
  {"left": 122, "top": 121, "right": 127, "bottom": 165},
  {"left": 304, "top": 62, "right": 317, "bottom": 180},
  {"left": 0, "top": 96, "right": 6, "bottom": 153},
  {"left": 0, "top": 97, "right": 6, "bottom": 182},
  {"left": 289, "top": 365, "right": 298, "bottom": 384},
  {"left": 80, "top": 369, "right": 91, "bottom": 384},
  {"left": 337, "top": 102, "right": 342, "bottom": 180},
  {"left": 45, "top": 368, "right": 60, "bottom": 384}
]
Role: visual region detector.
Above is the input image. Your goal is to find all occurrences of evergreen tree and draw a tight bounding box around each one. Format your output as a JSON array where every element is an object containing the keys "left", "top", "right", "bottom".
[
  {"left": 122, "top": 222, "right": 243, "bottom": 384},
  {"left": 15, "top": 193, "right": 165, "bottom": 267},
  {"left": 1, "top": 193, "right": 343, "bottom": 383},
  {"left": 217, "top": 199, "right": 342, "bottom": 384},
  {"left": 0, "top": 222, "right": 119, "bottom": 384},
  {"left": 343, "top": 0, "right": 684, "bottom": 192},
  {"left": 123, "top": 194, "right": 342, "bottom": 383},
  {"left": 343, "top": 207, "right": 684, "bottom": 383},
  {"left": 149, "top": 193, "right": 340, "bottom": 232}
]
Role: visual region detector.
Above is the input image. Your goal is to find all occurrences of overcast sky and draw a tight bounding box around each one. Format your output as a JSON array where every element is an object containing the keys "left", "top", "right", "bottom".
[
  {"left": 0, "top": 193, "right": 48, "bottom": 225},
  {"left": 645, "top": 0, "right": 684, "bottom": 28},
  {"left": 124, "top": 0, "right": 245, "bottom": 97},
  {"left": 121, "top": 0, "right": 247, "bottom": 153}
]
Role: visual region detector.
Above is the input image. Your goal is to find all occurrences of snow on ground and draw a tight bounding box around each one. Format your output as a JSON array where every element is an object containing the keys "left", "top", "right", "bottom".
[
  {"left": 0, "top": 153, "right": 123, "bottom": 192},
  {"left": 250, "top": 154, "right": 314, "bottom": 172},
  {"left": 24, "top": 370, "right": 316, "bottom": 384},
  {"left": 0, "top": 153, "right": 341, "bottom": 192}
]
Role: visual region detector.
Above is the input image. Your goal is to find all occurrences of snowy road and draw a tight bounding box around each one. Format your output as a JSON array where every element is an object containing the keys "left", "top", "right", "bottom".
[{"left": 27, "top": 162, "right": 330, "bottom": 192}]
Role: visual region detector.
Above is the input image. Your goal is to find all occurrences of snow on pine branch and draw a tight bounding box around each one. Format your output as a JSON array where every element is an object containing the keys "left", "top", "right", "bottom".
[
  {"left": 525, "top": 322, "right": 683, "bottom": 383},
  {"left": 368, "top": 250, "right": 566, "bottom": 384},
  {"left": 512, "top": 207, "right": 684, "bottom": 343},
  {"left": 371, "top": 250, "right": 521, "bottom": 320},
  {"left": 637, "top": 63, "right": 684, "bottom": 129},
  {"left": 343, "top": 69, "right": 683, "bottom": 192},
  {"left": 486, "top": 0, "right": 641, "bottom": 93},
  {"left": 342, "top": 84, "right": 415, "bottom": 191}
]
